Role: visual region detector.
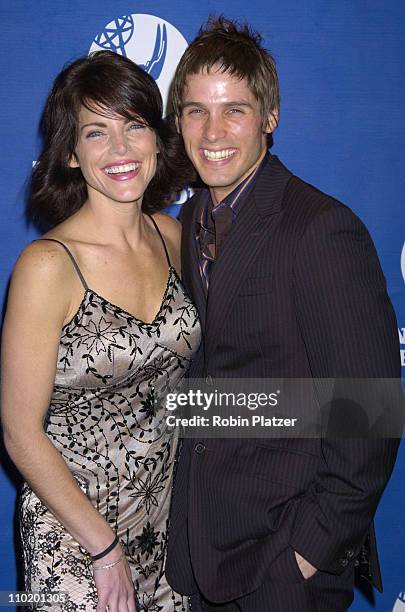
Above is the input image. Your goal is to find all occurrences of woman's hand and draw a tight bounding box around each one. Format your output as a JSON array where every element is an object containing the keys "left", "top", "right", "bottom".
[{"left": 93, "top": 547, "right": 136, "bottom": 612}]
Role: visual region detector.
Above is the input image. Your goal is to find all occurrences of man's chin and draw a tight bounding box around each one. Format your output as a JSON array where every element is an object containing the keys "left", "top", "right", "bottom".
[{"left": 196, "top": 172, "right": 237, "bottom": 191}]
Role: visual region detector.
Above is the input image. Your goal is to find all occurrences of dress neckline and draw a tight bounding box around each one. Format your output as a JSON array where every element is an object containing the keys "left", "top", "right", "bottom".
[{"left": 62, "top": 265, "right": 178, "bottom": 332}]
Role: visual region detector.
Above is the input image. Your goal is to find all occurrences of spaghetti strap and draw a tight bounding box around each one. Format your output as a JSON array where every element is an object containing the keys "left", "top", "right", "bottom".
[
  {"left": 36, "top": 239, "right": 89, "bottom": 290},
  {"left": 147, "top": 214, "right": 171, "bottom": 267}
]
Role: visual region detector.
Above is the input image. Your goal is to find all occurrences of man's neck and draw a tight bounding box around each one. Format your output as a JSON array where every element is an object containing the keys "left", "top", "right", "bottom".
[{"left": 209, "top": 151, "right": 269, "bottom": 207}]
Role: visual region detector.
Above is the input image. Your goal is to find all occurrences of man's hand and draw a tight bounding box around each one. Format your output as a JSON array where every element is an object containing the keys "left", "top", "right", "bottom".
[{"left": 294, "top": 551, "right": 317, "bottom": 579}]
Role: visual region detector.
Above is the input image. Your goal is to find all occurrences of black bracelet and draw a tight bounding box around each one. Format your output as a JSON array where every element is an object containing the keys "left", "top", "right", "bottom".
[{"left": 91, "top": 535, "right": 119, "bottom": 561}]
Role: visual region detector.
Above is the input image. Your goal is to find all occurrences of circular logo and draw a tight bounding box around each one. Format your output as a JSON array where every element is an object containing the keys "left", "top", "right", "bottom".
[{"left": 90, "top": 14, "right": 188, "bottom": 115}]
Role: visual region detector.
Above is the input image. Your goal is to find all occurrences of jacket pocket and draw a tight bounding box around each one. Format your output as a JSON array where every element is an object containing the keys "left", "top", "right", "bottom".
[
  {"left": 253, "top": 445, "right": 319, "bottom": 490},
  {"left": 238, "top": 275, "right": 272, "bottom": 296}
]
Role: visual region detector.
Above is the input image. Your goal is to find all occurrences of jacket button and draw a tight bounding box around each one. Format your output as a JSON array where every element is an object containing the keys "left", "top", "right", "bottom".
[
  {"left": 346, "top": 549, "right": 355, "bottom": 560},
  {"left": 205, "top": 375, "right": 214, "bottom": 386},
  {"left": 194, "top": 443, "right": 206, "bottom": 454},
  {"left": 339, "top": 558, "right": 349, "bottom": 567}
]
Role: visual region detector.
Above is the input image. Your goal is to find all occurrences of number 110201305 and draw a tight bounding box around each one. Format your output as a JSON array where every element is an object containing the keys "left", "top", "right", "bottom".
[{"left": 0, "top": 591, "right": 68, "bottom": 606}]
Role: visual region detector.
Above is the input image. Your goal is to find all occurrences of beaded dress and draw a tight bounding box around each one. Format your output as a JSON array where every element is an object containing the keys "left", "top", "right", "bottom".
[{"left": 20, "top": 217, "right": 200, "bottom": 611}]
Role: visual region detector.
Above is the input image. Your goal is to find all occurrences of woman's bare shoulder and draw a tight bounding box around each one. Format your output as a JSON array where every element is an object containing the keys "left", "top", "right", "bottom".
[
  {"left": 14, "top": 239, "right": 72, "bottom": 283},
  {"left": 150, "top": 212, "right": 181, "bottom": 271},
  {"left": 151, "top": 211, "right": 181, "bottom": 244},
  {"left": 9, "top": 240, "right": 77, "bottom": 319}
]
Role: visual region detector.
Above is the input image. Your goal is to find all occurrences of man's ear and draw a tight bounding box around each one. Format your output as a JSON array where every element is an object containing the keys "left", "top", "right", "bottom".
[
  {"left": 264, "top": 110, "right": 279, "bottom": 134},
  {"left": 68, "top": 153, "right": 80, "bottom": 168},
  {"left": 175, "top": 114, "right": 181, "bottom": 134}
]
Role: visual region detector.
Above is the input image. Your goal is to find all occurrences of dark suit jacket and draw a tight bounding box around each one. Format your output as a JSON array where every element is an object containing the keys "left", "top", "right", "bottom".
[{"left": 166, "top": 155, "right": 401, "bottom": 602}]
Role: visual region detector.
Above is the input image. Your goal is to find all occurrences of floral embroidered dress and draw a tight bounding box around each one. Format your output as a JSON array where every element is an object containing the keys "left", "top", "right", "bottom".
[{"left": 19, "top": 217, "right": 200, "bottom": 611}]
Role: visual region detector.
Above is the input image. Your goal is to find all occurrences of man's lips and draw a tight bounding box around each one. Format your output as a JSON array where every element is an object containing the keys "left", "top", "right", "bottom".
[{"left": 200, "top": 148, "right": 238, "bottom": 163}]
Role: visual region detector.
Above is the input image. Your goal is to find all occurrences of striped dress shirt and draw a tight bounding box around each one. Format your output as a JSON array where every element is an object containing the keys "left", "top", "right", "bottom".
[{"left": 196, "top": 152, "right": 269, "bottom": 291}]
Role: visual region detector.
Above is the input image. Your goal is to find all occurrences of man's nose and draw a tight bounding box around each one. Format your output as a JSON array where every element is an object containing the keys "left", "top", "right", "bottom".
[{"left": 203, "top": 114, "right": 226, "bottom": 142}]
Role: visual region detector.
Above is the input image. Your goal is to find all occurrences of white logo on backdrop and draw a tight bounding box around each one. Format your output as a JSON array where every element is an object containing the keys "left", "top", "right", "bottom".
[
  {"left": 90, "top": 14, "right": 188, "bottom": 115},
  {"left": 401, "top": 241, "right": 405, "bottom": 285},
  {"left": 393, "top": 592, "right": 405, "bottom": 611}
]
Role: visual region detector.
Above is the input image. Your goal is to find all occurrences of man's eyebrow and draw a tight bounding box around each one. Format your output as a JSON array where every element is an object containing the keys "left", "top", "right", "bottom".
[
  {"left": 181, "top": 102, "right": 204, "bottom": 109},
  {"left": 223, "top": 101, "right": 252, "bottom": 107},
  {"left": 181, "top": 101, "right": 253, "bottom": 109}
]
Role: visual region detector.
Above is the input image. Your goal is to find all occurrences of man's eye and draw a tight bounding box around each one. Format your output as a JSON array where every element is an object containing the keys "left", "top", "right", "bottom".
[
  {"left": 228, "top": 108, "right": 243, "bottom": 114},
  {"left": 187, "top": 108, "right": 203, "bottom": 115},
  {"left": 128, "top": 122, "right": 146, "bottom": 130}
]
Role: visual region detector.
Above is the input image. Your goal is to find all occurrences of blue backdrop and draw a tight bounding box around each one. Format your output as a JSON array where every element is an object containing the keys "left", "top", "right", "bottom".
[{"left": 1, "top": 2, "right": 404, "bottom": 610}]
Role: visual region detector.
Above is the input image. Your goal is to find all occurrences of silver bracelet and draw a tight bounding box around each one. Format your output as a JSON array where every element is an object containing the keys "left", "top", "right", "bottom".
[{"left": 92, "top": 551, "right": 125, "bottom": 571}]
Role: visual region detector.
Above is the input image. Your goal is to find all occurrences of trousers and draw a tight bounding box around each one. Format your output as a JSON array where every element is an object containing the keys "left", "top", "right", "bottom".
[{"left": 189, "top": 565, "right": 355, "bottom": 612}]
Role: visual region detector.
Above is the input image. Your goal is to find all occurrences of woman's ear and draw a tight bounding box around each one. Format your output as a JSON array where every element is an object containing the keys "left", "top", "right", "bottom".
[{"left": 68, "top": 154, "right": 80, "bottom": 168}]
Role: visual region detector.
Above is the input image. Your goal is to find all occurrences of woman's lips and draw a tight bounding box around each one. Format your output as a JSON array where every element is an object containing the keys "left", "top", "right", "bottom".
[{"left": 103, "top": 161, "right": 141, "bottom": 181}]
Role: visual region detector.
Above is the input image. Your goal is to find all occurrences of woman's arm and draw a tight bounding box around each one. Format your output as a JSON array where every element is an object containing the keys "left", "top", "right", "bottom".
[{"left": 1, "top": 241, "right": 135, "bottom": 612}]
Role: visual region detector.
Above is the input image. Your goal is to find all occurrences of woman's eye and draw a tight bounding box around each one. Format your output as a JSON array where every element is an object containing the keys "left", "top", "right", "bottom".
[{"left": 85, "top": 130, "right": 103, "bottom": 139}]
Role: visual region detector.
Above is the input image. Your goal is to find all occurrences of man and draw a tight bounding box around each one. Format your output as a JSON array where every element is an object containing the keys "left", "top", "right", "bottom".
[{"left": 165, "top": 17, "right": 401, "bottom": 611}]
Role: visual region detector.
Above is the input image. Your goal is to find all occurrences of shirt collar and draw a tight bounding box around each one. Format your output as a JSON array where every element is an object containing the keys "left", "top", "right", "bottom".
[
  {"left": 197, "top": 152, "right": 270, "bottom": 230},
  {"left": 211, "top": 151, "right": 270, "bottom": 214}
]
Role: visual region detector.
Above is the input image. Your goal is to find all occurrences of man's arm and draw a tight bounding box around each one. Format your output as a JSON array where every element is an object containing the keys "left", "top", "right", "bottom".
[{"left": 291, "top": 203, "right": 402, "bottom": 574}]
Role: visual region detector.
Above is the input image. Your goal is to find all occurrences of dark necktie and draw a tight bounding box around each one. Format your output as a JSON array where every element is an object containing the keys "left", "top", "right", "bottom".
[
  {"left": 199, "top": 203, "right": 233, "bottom": 291},
  {"left": 211, "top": 203, "right": 234, "bottom": 260}
]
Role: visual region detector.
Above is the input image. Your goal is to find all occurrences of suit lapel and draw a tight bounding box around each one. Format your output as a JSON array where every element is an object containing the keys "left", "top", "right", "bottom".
[
  {"left": 181, "top": 190, "right": 207, "bottom": 330},
  {"left": 205, "top": 156, "right": 292, "bottom": 362}
]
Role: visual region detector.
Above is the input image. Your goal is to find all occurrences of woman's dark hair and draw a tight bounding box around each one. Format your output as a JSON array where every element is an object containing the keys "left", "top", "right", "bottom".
[{"left": 29, "top": 50, "right": 193, "bottom": 226}]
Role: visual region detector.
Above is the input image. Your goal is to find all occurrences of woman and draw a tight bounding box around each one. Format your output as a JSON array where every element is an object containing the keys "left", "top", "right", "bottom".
[{"left": 1, "top": 51, "right": 200, "bottom": 611}]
